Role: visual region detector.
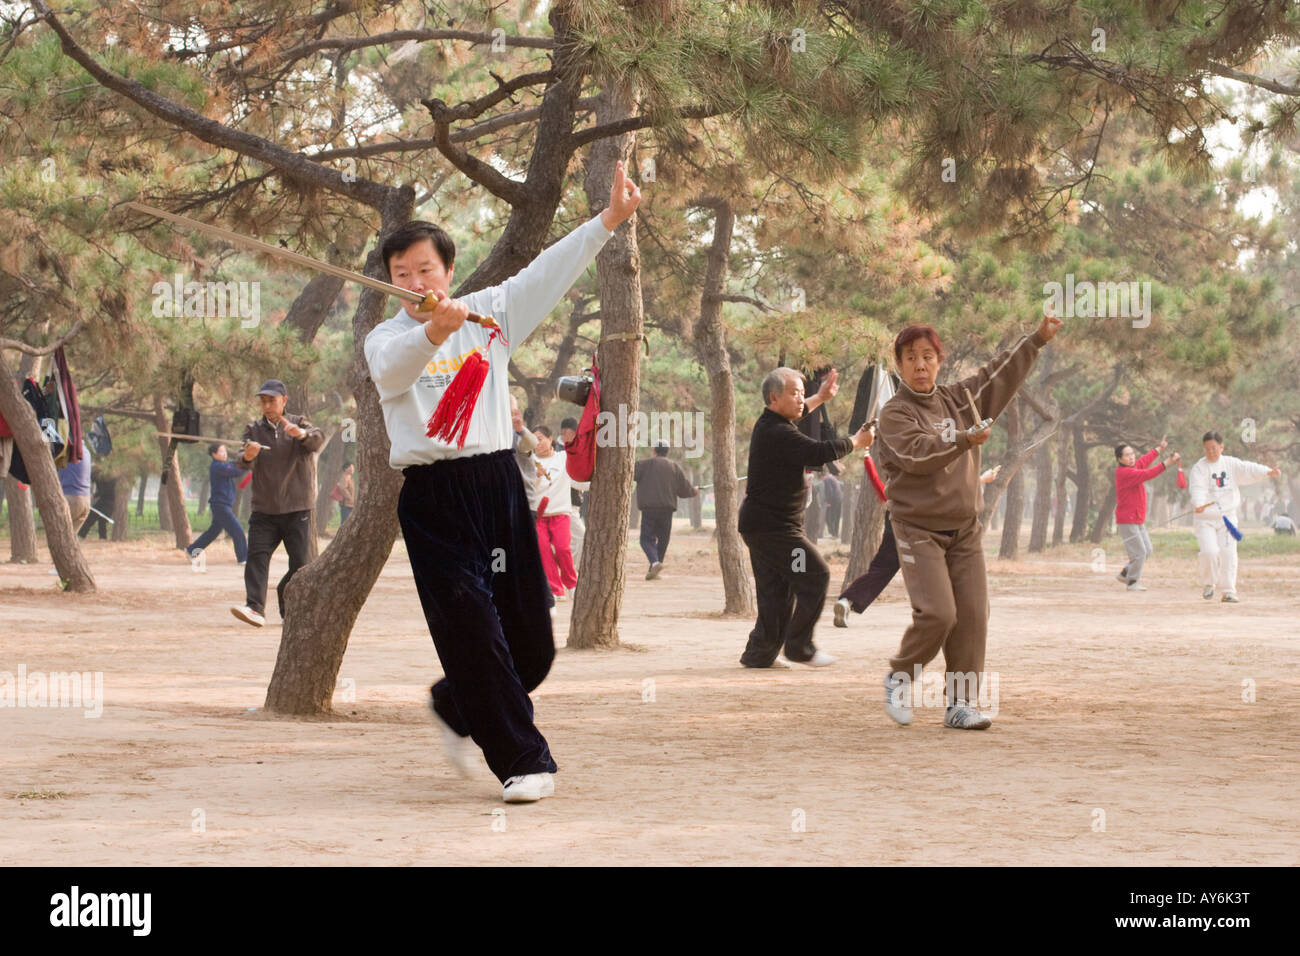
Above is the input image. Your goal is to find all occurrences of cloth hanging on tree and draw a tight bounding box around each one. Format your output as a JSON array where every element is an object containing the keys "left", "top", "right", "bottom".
[{"left": 51, "top": 346, "right": 83, "bottom": 464}]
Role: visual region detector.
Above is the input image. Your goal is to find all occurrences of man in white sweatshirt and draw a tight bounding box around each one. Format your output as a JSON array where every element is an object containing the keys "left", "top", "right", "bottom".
[
  {"left": 1188, "top": 430, "right": 1280, "bottom": 603},
  {"left": 364, "top": 162, "right": 640, "bottom": 803}
]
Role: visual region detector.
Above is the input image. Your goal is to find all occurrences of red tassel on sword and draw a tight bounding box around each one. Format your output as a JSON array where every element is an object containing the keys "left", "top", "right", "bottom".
[
  {"left": 426, "top": 328, "right": 508, "bottom": 448},
  {"left": 864, "top": 452, "right": 887, "bottom": 503}
]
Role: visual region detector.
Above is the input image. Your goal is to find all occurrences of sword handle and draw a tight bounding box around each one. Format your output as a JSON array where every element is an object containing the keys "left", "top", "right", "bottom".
[{"left": 416, "top": 292, "right": 500, "bottom": 332}]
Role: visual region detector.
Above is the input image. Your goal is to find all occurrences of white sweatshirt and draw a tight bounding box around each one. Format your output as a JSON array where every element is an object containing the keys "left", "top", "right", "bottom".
[
  {"left": 531, "top": 449, "right": 589, "bottom": 517},
  {"left": 1188, "top": 454, "right": 1273, "bottom": 522},
  {"left": 365, "top": 215, "right": 614, "bottom": 468}
]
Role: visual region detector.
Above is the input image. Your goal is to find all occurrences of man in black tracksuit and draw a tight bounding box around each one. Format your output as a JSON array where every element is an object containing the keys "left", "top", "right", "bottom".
[
  {"left": 230, "top": 379, "right": 325, "bottom": 627},
  {"left": 738, "top": 368, "right": 871, "bottom": 668}
]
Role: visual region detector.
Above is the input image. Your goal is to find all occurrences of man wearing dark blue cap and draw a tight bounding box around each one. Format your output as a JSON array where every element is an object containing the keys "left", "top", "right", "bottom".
[{"left": 230, "top": 379, "right": 325, "bottom": 627}]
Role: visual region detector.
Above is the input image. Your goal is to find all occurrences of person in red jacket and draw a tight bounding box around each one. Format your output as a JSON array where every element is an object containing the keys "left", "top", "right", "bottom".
[{"left": 1114, "top": 436, "right": 1181, "bottom": 591}]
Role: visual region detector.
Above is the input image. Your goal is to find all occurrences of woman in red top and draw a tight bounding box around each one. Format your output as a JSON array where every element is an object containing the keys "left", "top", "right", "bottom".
[{"left": 1114, "top": 436, "right": 1181, "bottom": 590}]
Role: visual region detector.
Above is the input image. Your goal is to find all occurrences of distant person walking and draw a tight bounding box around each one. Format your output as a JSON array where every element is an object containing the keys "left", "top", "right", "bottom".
[
  {"left": 188, "top": 443, "right": 249, "bottom": 566},
  {"left": 633, "top": 440, "right": 698, "bottom": 579}
]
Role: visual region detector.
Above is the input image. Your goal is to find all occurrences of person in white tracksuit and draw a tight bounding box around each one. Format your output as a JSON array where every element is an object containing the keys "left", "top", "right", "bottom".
[{"left": 1188, "top": 430, "right": 1281, "bottom": 603}]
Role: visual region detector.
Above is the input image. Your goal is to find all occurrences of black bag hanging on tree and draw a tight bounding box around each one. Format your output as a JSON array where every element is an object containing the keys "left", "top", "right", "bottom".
[{"left": 171, "top": 406, "right": 201, "bottom": 442}]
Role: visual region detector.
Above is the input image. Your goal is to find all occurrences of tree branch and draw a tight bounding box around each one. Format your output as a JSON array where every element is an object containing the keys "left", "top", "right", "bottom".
[
  {"left": 252, "top": 28, "right": 555, "bottom": 73},
  {"left": 0, "top": 319, "right": 83, "bottom": 356},
  {"left": 1205, "top": 61, "right": 1300, "bottom": 96},
  {"left": 34, "top": 3, "right": 392, "bottom": 209},
  {"left": 569, "top": 105, "right": 719, "bottom": 148}
]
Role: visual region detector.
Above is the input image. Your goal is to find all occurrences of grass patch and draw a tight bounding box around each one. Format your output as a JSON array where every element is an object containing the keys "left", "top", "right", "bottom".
[{"left": 11, "top": 790, "right": 69, "bottom": 800}]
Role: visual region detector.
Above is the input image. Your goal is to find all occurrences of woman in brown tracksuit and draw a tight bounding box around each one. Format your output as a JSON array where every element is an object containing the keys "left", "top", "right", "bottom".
[{"left": 874, "top": 311, "right": 1063, "bottom": 729}]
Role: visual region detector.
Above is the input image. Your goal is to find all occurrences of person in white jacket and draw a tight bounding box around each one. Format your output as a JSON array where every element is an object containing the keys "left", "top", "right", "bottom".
[
  {"left": 363, "top": 162, "right": 640, "bottom": 804},
  {"left": 1188, "top": 430, "right": 1281, "bottom": 602}
]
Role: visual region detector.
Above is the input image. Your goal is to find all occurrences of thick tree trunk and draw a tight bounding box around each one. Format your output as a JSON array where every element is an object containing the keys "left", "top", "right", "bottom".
[
  {"left": 998, "top": 402, "right": 1024, "bottom": 559},
  {"left": 1069, "top": 423, "right": 1092, "bottom": 543},
  {"left": 689, "top": 199, "right": 753, "bottom": 615},
  {"left": 1089, "top": 483, "right": 1116, "bottom": 543},
  {"left": 153, "top": 396, "right": 192, "bottom": 548},
  {"left": 842, "top": 472, "right": 886, "bottom": 592},
  {"left": 264, "top": 189, "right": 414, "bottom": 715},
  {"left": 569, "top": 83, "right": 642, "bottom": 650},
  {"left": 1028, "top": 440, "right": 1052, "bottom": 553},
  {"left": 5, "top": 475, "right": 38, "bottom": 563},
  {"left": 0, "top": 357, "right": 95, "bottom": 590},
  {"left": 1051, "top": 427, "right": 1068, "bottom": 547},
  {"left": 111, "top": 477, "right": 131, "bottom": 541}
]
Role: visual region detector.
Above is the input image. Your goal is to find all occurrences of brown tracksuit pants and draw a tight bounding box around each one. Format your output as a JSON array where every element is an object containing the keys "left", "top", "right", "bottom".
[{"left": 889, "top": 515, "right": 989, "bottom": 701}]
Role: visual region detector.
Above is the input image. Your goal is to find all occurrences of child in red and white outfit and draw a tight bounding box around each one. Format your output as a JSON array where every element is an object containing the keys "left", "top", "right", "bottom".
[{"left": 531, "top": 425, "right": 588, "bottom": 600}]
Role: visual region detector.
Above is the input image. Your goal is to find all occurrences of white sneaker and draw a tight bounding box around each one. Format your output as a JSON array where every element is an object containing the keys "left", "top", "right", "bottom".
[
  {"left": 798, "top": 650, "right": 837, "bottom": 668},
  {"left": 646, "top": 561, "right": 664, "bottom": 580},
  {"left": 833, "top": 598, "right": 850, "bottom": 628},
  {"left": 944, "top": 702, "right": 992, "bottom": 730},
  {"left": 884, "top": 673, "right": 913, "bottom": 726},
  {"left": 428, "top": 702, "right": 481, "bottom": 778},
  {"left": 502, "top": 772, "right": 555, "bottom": 803},
  {"left": 1126, "top": 582, "right": 1148, "bottom": 591},
  {"left": 1202, "top": 586, "right": 1214, "bottom": 600},
  {"left": 230, "top": 605, "right": 265, "bottom": 627}
]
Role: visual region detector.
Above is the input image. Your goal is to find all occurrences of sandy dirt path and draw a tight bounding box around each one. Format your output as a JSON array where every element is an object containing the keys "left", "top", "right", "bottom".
[{"left": 2, "top": 526, "right": 1297, "bottom": 865}]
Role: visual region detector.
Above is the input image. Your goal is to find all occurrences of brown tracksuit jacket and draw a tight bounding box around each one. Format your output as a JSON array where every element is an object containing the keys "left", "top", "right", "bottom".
[
  {"left": 236, "top": 413, "right": 326, "bottom": 514},
  {"left": 875, "top": 330, "right": 1048, "bottom": 529}
]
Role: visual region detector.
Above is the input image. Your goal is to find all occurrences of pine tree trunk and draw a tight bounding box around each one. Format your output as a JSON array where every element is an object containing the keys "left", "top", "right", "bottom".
[
  {"left": 688, "top": 466, "right": 702, "bottom": 530},
  {"left": 153, "top": 396, "right": 191, "bottom": 547},
  {"left": 111, "top": 478, "right": 131, "bottom": 541},
  {"left": 1051, "top": 427, "right": 1068, "bottom": 547},
  {"left": 998, "top": 401, "right": 1024, "bottom": 559},
  {"left": 0, "top": 354, "right": 95, "bottom": 590},
  {"left": 263, "top": 189, "right": 414, "bottom": 715},
  {"left": 1069, "top": 423, "right": 1092, "bottom": 543},
  {"left": 1089, "top": 483, "right": 1116, "bottom": 543},
  {"left": 689, "top": 199, "right": 753, "bottom": 615},
  {"left": 568, "top": 82, "right": 642, "bottom": 649},
  {"left": 5, "top": 475, "right": 38, "bottom": 563},
  {"left": 1028, "top": 440, "right": 1052, "bottom": 553},
  {"left": 842, "top": 473, "right": 886, "bottom": 591},
  {"left": 136, "top": 470, "right": 147, "bottom": 517}
]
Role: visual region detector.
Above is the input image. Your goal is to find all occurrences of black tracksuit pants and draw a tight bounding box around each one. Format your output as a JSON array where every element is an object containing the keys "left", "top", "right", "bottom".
[
  {"left": 739, "top": 528, "right": 830, "bottom": 665},
  {"left": 838, "top": 512, "right": 900, "bottom": 612},
  {"left": 398, "top": 449, "right": 557, "bottom": 783},
  {"left": 244, "top": 509, "right": 312, "bottom": 617},
  {"left": 639, "top": 507, "right": 674, "bottom": 564}
]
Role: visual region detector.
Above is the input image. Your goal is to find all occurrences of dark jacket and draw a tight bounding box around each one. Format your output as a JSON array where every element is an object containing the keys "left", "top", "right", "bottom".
[
  {"left": 236, "top": 413, "right": 325, "bottom": 514},
  {"left": 208, "top": 459, "right": 244, "bottom": 509},
  {"left": 634, "top": 456, "right": 697, "bottom": 511},
  {"left": 739, "top": 408, "right": 853, "bottom": 535}
]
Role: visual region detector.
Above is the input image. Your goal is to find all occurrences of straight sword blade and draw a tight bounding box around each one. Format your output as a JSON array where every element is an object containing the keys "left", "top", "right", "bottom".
[{"left": 124, "top": 202, "right": 498, "bottom": 328}]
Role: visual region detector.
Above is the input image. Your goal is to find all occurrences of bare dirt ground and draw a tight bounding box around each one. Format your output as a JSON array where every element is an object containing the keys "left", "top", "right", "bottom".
[{"left": 2, "top": 523, "right": 1297, "bottom": 865}]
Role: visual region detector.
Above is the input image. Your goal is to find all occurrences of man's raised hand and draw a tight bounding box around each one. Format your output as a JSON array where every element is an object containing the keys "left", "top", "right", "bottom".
[
  {"left": 600, "top": 161, "right": 642, "bottom": 231},
  {"left": 1038, "top": 303, "right": 1063, "bottom": 342},
  {"left": 817, "top": 368, "right": 839, "bottom": 403}
]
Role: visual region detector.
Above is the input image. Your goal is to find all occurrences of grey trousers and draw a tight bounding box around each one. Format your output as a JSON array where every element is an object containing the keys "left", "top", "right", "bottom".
[{"left": 1118, "top": 523, "right": 1153, "bottom": 582}]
